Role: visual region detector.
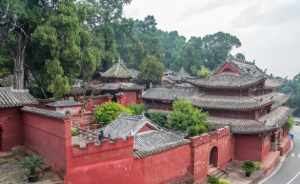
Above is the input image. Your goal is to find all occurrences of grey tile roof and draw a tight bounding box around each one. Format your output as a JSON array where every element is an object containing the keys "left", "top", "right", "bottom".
[
  {"left": 98, "top": 82, "right": 144, "bottom": 91},
  {"left": 265, "top": 78, "right": 285, "bottom": 89},
  {"left": 134, "top": 130, "right": 190, "bottom": 158},
  {"left": 0, "top": 87, "right": 38, "bottom": 108},
  {"left": 143, "top": 87, "right": 285, "bottom": 110},
  {"left": 188, "top": 60, "right": 267, "bottom": 89},
  {"left": 143, "top": 87, "right": 200, "bottom": 101},
  {"left": 207, "top": 106, "right": 291, "bottom": 134},
  {"left": 187, "top": 72, "right": 265, "bottom": 89},
  {"left": 46, "top": 99, "right": 82, "bottom": 107},
  {"left": 102, "top": 62, "right": 133, "bottom": 79},
  {"left": 128, "top": 69, "right": 139, "bottom": 79},
  {"left": 22, "top": 106, "right": 66, "bottom": 119},
  {"left": 103, "top": 115, "right": 160, "bottom": 139}
]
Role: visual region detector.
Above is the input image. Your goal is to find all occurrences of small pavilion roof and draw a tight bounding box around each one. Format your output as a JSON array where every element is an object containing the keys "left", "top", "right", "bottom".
[
  {"left": 207, "top": 106, "right": 291, "bottom": 134},
  {"left": 103, "top": 114, "right": 160, "bottom": 139},
  {"left": 0, "top": 87, "right": 38, "bottom": 108},
  {"left": 102, "top": 62, "right": 133, "bottom": 79}
]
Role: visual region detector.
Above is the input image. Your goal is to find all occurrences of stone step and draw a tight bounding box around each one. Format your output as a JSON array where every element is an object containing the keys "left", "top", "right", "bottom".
[{"left": 208, "top": 168, "right": 228, "bottom": 179}]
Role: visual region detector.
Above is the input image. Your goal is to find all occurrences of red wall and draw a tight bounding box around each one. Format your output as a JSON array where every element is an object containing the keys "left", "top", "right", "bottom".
[
  {"left": 234, "top": 134, "right": 263, "bottom": 161},
  {"left": 65, "top": 126, "right": 232, "bottom": 184},
  {"left": 22, "top": 112, "right": 66, "bottom": 174},
  {"left": 117, "top": 91, "right": 140, "bottom": 106},
  {"left": 0, "top": 108, "right": 23, "bottom": 151}
]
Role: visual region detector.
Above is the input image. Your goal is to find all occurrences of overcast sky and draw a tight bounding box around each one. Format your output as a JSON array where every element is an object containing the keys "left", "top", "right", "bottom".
[{"left": 124, "top": 0, "right": 300, "bottom": 79}]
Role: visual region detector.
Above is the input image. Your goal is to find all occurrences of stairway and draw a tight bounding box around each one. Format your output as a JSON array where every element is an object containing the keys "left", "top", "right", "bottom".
[{"left": 208, "top": 167, "right": 228, "bottom": 179}]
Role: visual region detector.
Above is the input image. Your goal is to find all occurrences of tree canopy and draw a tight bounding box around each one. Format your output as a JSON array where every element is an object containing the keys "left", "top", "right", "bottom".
[
  {"left": 168, "top": 99, "right": 209, "bottom": 136},
  {"left": 0, "top": 0, "right": 243, "bottom": 99}
]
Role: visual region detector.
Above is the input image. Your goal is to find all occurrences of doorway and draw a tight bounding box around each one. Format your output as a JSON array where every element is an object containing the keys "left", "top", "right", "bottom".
[{"left": 209, "top": 146, "right": 218, "bottom": 167}]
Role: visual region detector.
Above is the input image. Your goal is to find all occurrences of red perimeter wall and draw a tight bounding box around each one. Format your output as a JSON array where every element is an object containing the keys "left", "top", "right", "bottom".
[
  {"left": 65, "top": 125, "right": 232, "bottom": 184},
  {"left": 0, "top": 108, "right": 23, "bottom": 151},
  {"left": 22, "top": 111, "right": 66, "bottom": 174}
]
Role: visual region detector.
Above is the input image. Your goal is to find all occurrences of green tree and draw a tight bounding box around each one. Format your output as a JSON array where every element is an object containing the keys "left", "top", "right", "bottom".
[
  {"left": 29, "top": 0, "right": 101, "bottom": 98},
  {"left": 138, "top": 55, "right": 164, "bottom": 88},
  {"left": 179, "top": 37, "right": 203, "bottom": 75},
  {"left": 128, "top": 104, "right": 145, "bottom": 115},
  {"left": 197, "top": 66, "right": 211, "bottom": 78},
  {"left": 202, "top": 32, "right": 241, "bottom": 69},
  {"left": 168, "top": 99, "right": 208, "bottom": 136},
  {"left": 94, "top": 102, "right": 132, "bottom": 125},
  {"left": 235, "top": 52, "right": 246, "bottom": 61},
  {"left": 0, "top": 0, "right": 43, "bottom": 89}
]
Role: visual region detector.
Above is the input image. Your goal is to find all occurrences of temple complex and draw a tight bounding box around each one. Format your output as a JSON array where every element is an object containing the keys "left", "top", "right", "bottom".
[
  {"left": 143, "top": 59, "right": 291, "bottom": 166},
  {"left": 0, "top": 59, "right": 292, "bottom": 184}
]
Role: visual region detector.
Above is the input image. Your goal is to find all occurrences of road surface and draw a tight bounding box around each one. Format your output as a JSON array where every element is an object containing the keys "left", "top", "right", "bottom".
[{"left": 263, "top": 126, "right": 300, "bottom": 184}]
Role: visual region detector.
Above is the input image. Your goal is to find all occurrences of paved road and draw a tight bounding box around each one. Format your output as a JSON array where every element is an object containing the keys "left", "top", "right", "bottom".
[{"left": 263, "top": 126, "right": 300, "bottom": 184}]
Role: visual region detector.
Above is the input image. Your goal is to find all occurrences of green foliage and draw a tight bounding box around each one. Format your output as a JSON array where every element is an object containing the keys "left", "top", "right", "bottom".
[
  {"left": 94, "top": 102, "right": 132, "bottom": 125},
  {"left": 71, "top": 127, "right": 79, "bottom": 136},
  {"left": 219, "top": 179, "right": 231, "bottom": 184},
  {"left": 20, "top": 155, "right": 43, "bottom": 176},
  {"left": 146, "top": 112, "right": 168, "bottom": 127},
  {"left": 138, "top": 55, "right": 164, "bottom": 87},
  {"left": 208, "top": 176, "right": 219, "bottom": 184},
  {"left": 168, "top": 99, "right": 208, "bottom": 136},
  {"left": 128, "top": 104, "right": 145, "bottom": 115},
  {"left": 197, "top": 66, "right": 211, "bottom": 78},
  {"left": 286, "top": 116, "right": 295, "bottom": 130},
  {"left": 208, "top": 176, "right": 231, "bottom": 184},
  {"left": 0, "top": 0, "right": 243, "bottom": 99},
  {"left": 241, "top": 161, "right": 261, "bottom": 177}
]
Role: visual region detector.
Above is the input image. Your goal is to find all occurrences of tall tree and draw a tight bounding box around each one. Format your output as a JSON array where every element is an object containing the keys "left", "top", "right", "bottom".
[
  {"left": 0, "top": 0, "right": 42, "bottom": 89},
  {"left": 138, "top": 55, "right": 164, "bottom": 88},
  {"left": 201, "top": 32, "right": 241, "bottom": 69},
  {"left": 29, "top": 0, "right": 101, "bottom": 98}
]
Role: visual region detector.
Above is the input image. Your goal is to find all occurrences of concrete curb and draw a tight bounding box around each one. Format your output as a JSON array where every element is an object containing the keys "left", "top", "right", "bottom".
[{"left": 258, "top": 139, "right": 294, "bottom": 184}]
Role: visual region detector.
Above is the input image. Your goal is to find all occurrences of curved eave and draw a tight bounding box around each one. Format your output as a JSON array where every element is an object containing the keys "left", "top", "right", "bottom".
[{"left": 188, "top": 77, "right": 266, "bottom": 90}]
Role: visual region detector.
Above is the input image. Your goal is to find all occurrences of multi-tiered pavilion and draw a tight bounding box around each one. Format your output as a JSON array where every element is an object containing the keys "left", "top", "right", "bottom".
[{"left": 143, "top": 59, "right": 291, "bottom": 165}]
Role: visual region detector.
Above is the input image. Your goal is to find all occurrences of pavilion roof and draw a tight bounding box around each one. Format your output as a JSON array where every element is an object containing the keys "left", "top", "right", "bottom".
[
  {"left": 102, "top": 62, "right": 133, "bottom": 79},
  {"left": 207, "top": 106, "right": 291, "bottom": 134},
  {"left": 187, "top": 72, "right": 265, "bottom": 89},
  {"left": 0, "top": 87, "right": 38, "bottom": 108},
  {"left": 103, "top": 114, "right": 160, "bottom": 139},
  {"left": 188, "top": 60, "right": 267, "bottom": 89},
  {"left": 143, "top": 87, "right": 288, "bottom": 110}
]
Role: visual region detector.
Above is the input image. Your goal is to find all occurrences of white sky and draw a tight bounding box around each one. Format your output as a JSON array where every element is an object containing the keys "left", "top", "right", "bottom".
[{"left": 124, "top": 0, "right": 300, "bottom": 79}]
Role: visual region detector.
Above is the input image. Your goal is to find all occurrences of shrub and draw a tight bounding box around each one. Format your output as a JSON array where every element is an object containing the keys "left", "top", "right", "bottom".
[
  {"left": 286, "top": 116, "right": 295, "bottom": 130},
  {"left": 219, "top": 179, "right": 231, "bottom": 184},
  {"left": 94, "top": 102, "right": 132, "bottom": 125},
  {"left": 128, "top": 104, "right": 145, "bottom": 115},
  {"left": 146, "top": 112, "right": 168, "bottom": 127},
  {"left": 208, "top": 176, "right": 219, "bottom": 184},
  {"left": 168, "top": 99, "right": 208, "bottom": 136},
  {"left": 20, "top": 154, "right": 43, "bottom": 182},
  {"left": 208, "top": 176, "right": 231, "bottom": 184},
  {"left": 71, "top": 127, "right": 79, "bottom": 136},
  {"left": 241, "top": 161, "right": 261, "bottom": 177}
]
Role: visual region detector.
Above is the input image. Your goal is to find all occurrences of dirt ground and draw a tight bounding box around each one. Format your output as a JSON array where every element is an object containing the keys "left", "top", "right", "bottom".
[{"left": 0, "top": 153, "right": 63, "bottom": 184}]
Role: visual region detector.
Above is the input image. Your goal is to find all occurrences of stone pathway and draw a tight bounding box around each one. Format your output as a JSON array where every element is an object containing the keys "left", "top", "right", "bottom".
[{"left": 0, "top": 153, "right": 63, "bottom": 184}]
